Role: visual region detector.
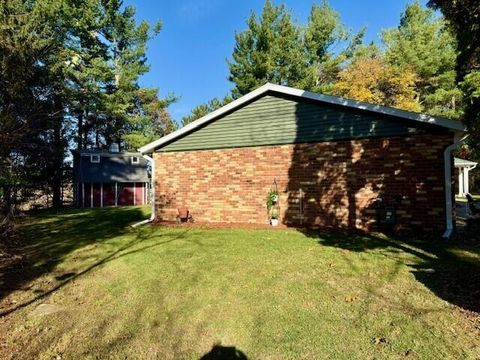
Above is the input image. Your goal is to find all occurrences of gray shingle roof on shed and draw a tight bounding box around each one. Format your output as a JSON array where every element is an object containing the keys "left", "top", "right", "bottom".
[{"left": 73, "top": 151, "right": 149, "bottom": 183}]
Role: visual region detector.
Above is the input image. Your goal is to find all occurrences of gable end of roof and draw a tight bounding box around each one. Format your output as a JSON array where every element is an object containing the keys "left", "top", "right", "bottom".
[{"left": 139, "top": 83, "right": 466, "bottom": 154}]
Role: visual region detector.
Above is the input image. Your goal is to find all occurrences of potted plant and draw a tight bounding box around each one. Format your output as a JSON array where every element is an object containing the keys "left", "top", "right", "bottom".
[
  {"left": 178, "top": 208, "right": 189, "bottom": 219},
  {"left": 270, "top": 211, "right": 279, "bottom": 226},
  {"left": 266, "top": 190, "right": 279, "bottom": 211}
]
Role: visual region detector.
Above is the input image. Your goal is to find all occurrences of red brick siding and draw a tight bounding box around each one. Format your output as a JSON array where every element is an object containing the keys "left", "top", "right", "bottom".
[{"left": 154, "top": 133, "right": 453, "bottom": 232}]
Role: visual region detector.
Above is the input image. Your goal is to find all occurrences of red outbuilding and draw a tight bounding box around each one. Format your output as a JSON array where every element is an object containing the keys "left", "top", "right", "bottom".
[{"left": 73, "top": 145, "right": 150, "bottom": 208}]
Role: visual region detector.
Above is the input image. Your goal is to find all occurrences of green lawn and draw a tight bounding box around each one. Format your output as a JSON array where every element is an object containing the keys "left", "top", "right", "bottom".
[{"left": 1, "top": 207, "right": 479, "bottom": 359}]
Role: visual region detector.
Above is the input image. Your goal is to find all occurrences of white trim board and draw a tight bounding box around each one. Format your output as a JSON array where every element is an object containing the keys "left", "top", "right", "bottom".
[{"left": 139, "top": 83, "right": 466, "bottom": 154}]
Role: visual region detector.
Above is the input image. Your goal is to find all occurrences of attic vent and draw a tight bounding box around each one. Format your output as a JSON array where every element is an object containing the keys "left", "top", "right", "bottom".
[{"left": 109, "top": 143, "right": 120, "bottom": 153}]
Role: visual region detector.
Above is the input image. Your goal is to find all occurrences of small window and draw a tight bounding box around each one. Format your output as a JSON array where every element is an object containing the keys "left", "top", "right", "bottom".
[
  {"left": 131, "top": 156, "right": 139, "bottom": 164},
  {"left": 90, "top": 155, "right": 100, "bottom": 163}
]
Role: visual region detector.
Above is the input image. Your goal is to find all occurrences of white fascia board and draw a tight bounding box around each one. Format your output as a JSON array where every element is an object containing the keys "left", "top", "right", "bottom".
[
  {"left": 139, "top": 83, "right": 466, "bottom": 154},
  {"left": 269, "top": 84, "right": 466, "bottom": 132}
]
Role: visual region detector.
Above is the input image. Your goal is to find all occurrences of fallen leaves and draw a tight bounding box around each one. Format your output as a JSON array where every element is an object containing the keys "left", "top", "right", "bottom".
[
  {"left": 344, "top": 294, "right": 359, "bottom": 302},
  {"left": 373, "top": 336, "right": 387, "bottom": 345}
]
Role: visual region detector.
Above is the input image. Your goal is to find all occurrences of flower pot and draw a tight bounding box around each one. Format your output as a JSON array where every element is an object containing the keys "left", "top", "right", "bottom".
[
  {"left": 270, "top": 219, "right": 279, "bottom": 226},
  {"left": 178, "top": 208, "right": 189, "bottom": 219}
]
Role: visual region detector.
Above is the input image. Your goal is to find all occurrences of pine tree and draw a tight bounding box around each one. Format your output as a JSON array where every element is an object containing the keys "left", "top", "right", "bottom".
[
  {"left": 0, "top": 0, "right": 68, "bottom": 212},
  {"left": 227, "top": 0, "right": 364, "bottom": 98},
  {"left": 228, "top": 0, "right": 304, "bottom": 97},
  {"left": 122, "top": 88, "right": 178, "bottom": 150},
  {"left": 1, "top": 0, "right": 173, "bottom": 214},
  {"left": 301, "top": 0, "right": 364, "bottom": 93},
  {"left": 383, "top": 1, "right": 461, "bottom": 118},
  {"left": 428, "top": 0, "right": 480, "bottom": 150},
  {"left": 181, "top": 96, "right": 233, "bottom": 126},
  {"left": 58, "top": 0, "right": 174, "bottom": 150}
]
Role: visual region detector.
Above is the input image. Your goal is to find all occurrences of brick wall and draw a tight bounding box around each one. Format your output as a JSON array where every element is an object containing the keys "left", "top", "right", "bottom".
[{"left": 154, "top": 133, "right": 453, "bottom": 232}]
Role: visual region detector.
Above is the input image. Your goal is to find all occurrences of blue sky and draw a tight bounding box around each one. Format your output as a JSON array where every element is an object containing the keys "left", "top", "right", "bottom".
[{"left": 124, "top": 0, "right": 428, "bottom": 123}]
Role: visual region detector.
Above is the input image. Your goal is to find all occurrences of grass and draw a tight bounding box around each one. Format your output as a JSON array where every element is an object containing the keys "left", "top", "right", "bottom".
[{"left": 0, "top": 207, "right": 479, "bottom": 359}]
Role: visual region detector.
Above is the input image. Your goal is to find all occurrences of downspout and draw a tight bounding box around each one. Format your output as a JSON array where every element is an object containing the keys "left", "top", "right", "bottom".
[
  {"left": 131, "top": 153, "right": 155, "bottom": 227},
  {"left": 443, "top": 134, "right": 469, "bottom": 239}
]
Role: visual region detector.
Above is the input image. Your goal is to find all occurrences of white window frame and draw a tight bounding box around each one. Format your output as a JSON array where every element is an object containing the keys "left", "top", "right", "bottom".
[
  {"left": 90, "top": 155, "right": 100, "bottom": 163},
  {"left": 131, "top": 156, "right": 139, "bottom": 164}
]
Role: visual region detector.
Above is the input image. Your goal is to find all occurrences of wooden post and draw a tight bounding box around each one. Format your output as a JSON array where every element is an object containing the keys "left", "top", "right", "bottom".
[
  {"left": 133, "top": 182, "right": 136, "bottom": 205},
  {"left": 82, "top": 183, "right": 85, "bottom": 208},
  {"left": 90, "top": 183, "right": 93, "bottom": 208},
  {"left": 115, "top": 182, "right": 118, "bottom": 206},
  {"left": 100, "top": 183, "right": 103, "bottom": 208}
]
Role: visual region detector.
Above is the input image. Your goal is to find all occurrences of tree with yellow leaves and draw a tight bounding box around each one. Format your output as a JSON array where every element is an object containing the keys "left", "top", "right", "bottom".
[{"left": 333, "top": 56, "right": 421, "bottom": 112}]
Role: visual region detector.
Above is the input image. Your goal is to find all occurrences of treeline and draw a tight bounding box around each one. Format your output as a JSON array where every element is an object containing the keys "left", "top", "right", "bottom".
[
  {"left": 182, "top": 0, "right": 479, "bottom": 154},
  {"left": 1, "top": 0, "right": 479, "bottom": 218},
  {"left": 0, "top": 0, "right": 176, "bottom": 215}
]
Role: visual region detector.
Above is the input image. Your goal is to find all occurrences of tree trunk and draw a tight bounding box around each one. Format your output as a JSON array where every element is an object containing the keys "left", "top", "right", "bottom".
[
  {"left": 77, "top": 110, "right": 84, "bottom": 150},
  {"left": 1, "top": 185, "right": 12, "bottom": 217},
  {"left": 95, "top": 128, "right": 100, "bottom": 148},
  {"left": 50, "top": 94, "right": 64, "bottom": 208}
]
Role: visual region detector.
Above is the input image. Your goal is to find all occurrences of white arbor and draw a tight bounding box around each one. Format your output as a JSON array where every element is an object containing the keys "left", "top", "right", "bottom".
[{"left": 455, "top": 157, "right": 477, "bottom": 196}]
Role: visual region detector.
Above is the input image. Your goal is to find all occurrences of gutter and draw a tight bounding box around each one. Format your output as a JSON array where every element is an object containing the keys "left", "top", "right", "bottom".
[
  {"left": 443, "top": 134, "right": 469, "bottom": 239},
  {"left": 131, "top": 154, "right": 155, "bottom": 227}
]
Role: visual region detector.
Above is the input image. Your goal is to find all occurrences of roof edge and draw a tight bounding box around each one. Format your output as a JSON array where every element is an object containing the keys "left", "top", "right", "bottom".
[
  {"left": 454, "top": 157, "right": 478, "bottom": 166},
  {"left": 139, "top": 83, "right": 467, "bottom": 154},
  {"left": 139, "top": 83, "right": 273, "bottom": 153},
  {"left": 72, "top": 149, "right": 143, "bottom": 156}
]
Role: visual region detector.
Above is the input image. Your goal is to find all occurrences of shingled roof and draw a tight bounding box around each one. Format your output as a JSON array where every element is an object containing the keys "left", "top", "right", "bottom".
[{"left": 73, "top": 150, "right": 149, "bottom": 183}]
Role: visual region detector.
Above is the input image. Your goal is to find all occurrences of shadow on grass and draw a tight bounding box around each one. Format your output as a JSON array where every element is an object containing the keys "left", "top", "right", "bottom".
[
  {"left": 0, "top": 207, "right": 189, "bottom": 317},
  {"left": 301, "top": 229, "right": 480, "bottom": 314},
  {"left": 200, "top": 345, "right": 248, "bottom": 360}
]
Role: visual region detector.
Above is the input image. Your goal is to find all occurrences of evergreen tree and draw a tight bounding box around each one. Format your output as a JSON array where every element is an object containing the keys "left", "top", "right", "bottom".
[
  {"left": 428, "top": 0, "right": 480, "bottom": 149},
  {"left": 228, "top": 0, "right": 304, "bottom": 97},
  {"left": 301, "top": 0, "right": 364, "bottom": 93},
  {"left": 227, "top": 0, "right": 364, "bottom": 98},
  {"left": 60, "top": 0, "right": 110, "bottom": 150},
  {"left": 383, "top": 1, "right": 461, "bottom": 118},
  {"left": 122, "top": 88, "right": 177, "bottom": 150},
  {"left": 1, "top": 0, "right": 173, "bottom": 215},
  {"left": 63, "top": 0, "right": 172, "bottom": 150},
  {"left": 0, "top": 0, "right": 67, "bottom": 212},
  {"left": 101, "top": 0, "right": 166, "bottom": 148},
  {"left": 181, "top": 96, "right": 233, "bottom": 126}
]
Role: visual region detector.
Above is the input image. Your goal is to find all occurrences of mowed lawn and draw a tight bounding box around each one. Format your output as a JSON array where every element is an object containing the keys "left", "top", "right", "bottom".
[{"left": 1, "top": 208, "right": 479, "bottom": 359}]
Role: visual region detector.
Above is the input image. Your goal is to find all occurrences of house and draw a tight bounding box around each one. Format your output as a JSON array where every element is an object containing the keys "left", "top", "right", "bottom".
[
  {"left": 73, "top": 144, "right": 149, "bottom": 208},
  {"left": 455, "top": 157, "right": 477, "bottom": 196},
  {"left": 139, "top": 83, "right": 466, "bottom": 236}
]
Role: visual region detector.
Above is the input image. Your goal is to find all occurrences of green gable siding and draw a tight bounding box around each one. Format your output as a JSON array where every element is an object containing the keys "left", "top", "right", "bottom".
[{"left": 160, "top": 94, "right": 428, "bottom": 152}]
